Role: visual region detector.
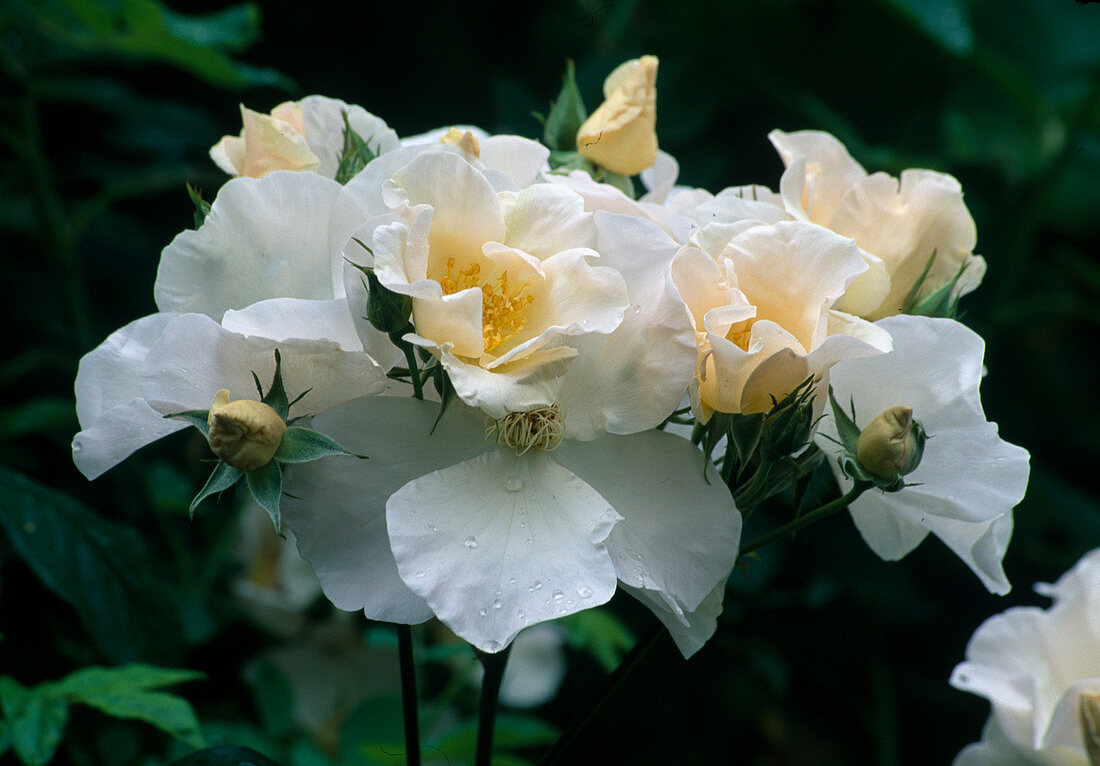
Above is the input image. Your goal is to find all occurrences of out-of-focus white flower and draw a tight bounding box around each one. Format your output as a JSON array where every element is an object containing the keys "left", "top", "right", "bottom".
[
  {"left": 367, "top": 151, "right": 630, "bottom": 417},
  {"left": 211, "top": 96, "right": 400, "bottom": 179},
  {"left": 576, "top": 56, "right": 659, "bottom": 176},
  {"left": 770, "top": 129, "right": 985, "bottom": 319},
  {"left": 671, "top": 220, "right": 891, "bottom": 420},
  {"left": 817, "top": 315, "right": 1029, "bottom": 594},
  {"left": 282, "top": 213, "right": 741, "bottom": 657},
  {"left": 498, "top": 625, "right": 567, "bottom": 708},
  {"left": 951, "top": 548, "right": 1100, "bottom": 765}
]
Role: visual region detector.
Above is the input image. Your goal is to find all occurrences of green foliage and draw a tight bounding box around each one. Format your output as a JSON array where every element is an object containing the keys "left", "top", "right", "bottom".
[
  {"left": 334, "top": 112, "right": 377, "bottom": 185},
  {"left": 0, "top": 466, "right": 185, "bottom": 664},
  {"left": 541, "top": 59, "right": 587, "bottom": 152},
  {"left": 187, "top": 184, "right": 212, "bottom": 229},
  {"left": 171, "top": 745, "right": 283, "bottom": 766},
  {"left": 559, "top": 609, "right": 635, "bottom": 673},
  {"left": 0, "top": 665, "right": 203, "bottom": 765}
]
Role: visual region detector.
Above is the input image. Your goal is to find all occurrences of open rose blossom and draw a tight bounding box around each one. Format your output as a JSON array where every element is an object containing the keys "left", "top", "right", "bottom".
[
  {"left": 670, "top": 219, "right": 891, "bottom": 420},
  {"left": 282, "top": 212, "right": 742, "bottom": 656},
  {"left": 770, "top": 129, "right": 986, "bottom": 319},
  {"left": 951, "top": 548, "right": 1100, "bottom": 765}
]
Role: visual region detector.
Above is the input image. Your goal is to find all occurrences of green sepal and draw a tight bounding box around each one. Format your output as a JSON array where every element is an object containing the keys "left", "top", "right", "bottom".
[
  {"left": 430, "top": 365, "right": 457, "bottom": 435},
  {"left": 595, "top": 168, "right": 636, "bottom": 198},
  {"left": 542, "top": 59, "right": 587, "bottom": 152},
  {"left": 189, "top": 462, "right": 242, "bottom": 517},
  {"left": 163, "top": 409, "right": 210, "bottom": 438},
  {"left": 186, "top": 184, "right": 211, "bottom": 229},
  {"left": 357, "top": 264, "right": 414, "bottom": 335},
  {"left": 901, "top": 250, "right": 968, "bottom": 318},
  {"left": 759, "top": 376, "right": 817, "bottom": 460},
  {"left": 260, "top": 350, "right": 290, "bottom": 420},
  {"left": 727, "top": 412, "right": 765, "bottom": 472},
  {"left": 546, "top": 151, "right": 636, "bottom": 197},
  {"left": 246, "top": 460, "right": 283, "bottom": 533},
  {"left": 701, "top": 412, "right": 732, "bottom": 468},
  {"left": 547, "top": 149, "right": 590, "bottom": 172},
  {"left": 827, "top": 386, "right": 862, "bottom": 455},
  {"left": 335, "top": 111, "right": 377, "bottom": 185},
  {"left": 273, "top": 427, "right": 364, "bottom": 464}
]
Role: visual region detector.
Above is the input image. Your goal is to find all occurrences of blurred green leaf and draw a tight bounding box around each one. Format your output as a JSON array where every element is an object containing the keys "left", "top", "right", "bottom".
[
  {"left": 0, "top": 465, "right": 185, "bottom": 663},
  {"left": 171, "top": 745, "right": 284, "bottom": 766},
  {"left": 558, "top": 608, "right": 634, "bottom": 672},
  {"left": 338, "top": 695, "right": 404, "bottom": 765},
  {"left": 0, "top": 676, "right": 68, "bottom": 766},
  {"left": 0, "top": 398, "right": 77, "bottom": 440},
  {"left": 880, "top": 0, "right": 972, "bottom": 54},
  {"left": 19, "top": 0, "right": 293, "bottom": 90},
  {"left": 433, "top": 713, "right": 557, "bottom": 763},
  {"left": 48, "top": 664, "right": 205, "bottom": 748},
  {"left": 247, "top": 662, "right": 294, "bottom": 741}
]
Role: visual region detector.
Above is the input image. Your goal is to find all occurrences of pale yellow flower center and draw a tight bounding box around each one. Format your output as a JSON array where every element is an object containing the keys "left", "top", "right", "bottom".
[
  {"left": 486, "top": 404, "right": 565, "bottom": 454},
  {"left": 726, "top": 319, "right": 755, "bottom": 351},
  {"left": 439, "top": 256, "right": 535, "bottom": 354}
]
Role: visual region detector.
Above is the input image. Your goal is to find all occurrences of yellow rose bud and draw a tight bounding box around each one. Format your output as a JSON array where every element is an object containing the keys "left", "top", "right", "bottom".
[
  {"left": 210, "top": 101, "right": 321, "bottom": 178},
  {"left": 855, "top": 405, "right": 924, "bottom": 480},
  {"left": 206, "top": 389, "right": 287, "bottom": 472},
  {"left": 1081, "top": 692, "right": 1100, "bottom": 766},
  {"left": 576, "top": 55, "right": 659, "bottom": 176},
  {"left": 438, "top": 127, "right": 481, "bottom": 158}
]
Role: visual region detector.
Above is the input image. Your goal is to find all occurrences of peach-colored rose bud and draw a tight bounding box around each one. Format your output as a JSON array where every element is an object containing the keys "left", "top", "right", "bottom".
[
  {"left": 1082, "top": 692, "right": 1100, "bottom": 766},
  {"left": 856, "top": 405, "right": 925, "bottom": 479},
  {"left": 210, "top": 102, "right": 321, "bottom": 178},
  {"left": 206, "top": 389, "right": 287, "bottom": 472},
  {"left": 576, "top": 55, "right": 658, "bottom": 176},
  {"left": 438, "top": 127, "right": 481, "bottom": 158}
]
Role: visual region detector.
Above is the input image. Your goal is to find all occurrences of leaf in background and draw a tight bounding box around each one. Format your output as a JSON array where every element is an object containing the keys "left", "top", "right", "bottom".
[
  {"left": 0, "top": 465, "right": 185, "bottom": 663},
  {"left": 0, "top": 677, "right": 68, "bottom": 766},
  {"left": 558, "top": 608, "right": 634, "bottom": 673},
  {"left": 171, "top": 745, "right": 284, "bottom": 766},
  {"left": 881, "top": 0, "right": 973, "bottom": 55},
  {"left": 247, "top": 662, "right": 294, "bottom": 741},
  {"left": 0, "top": 398, "right": 77, "bottom": 440},
  {"left": 432, "top": 713, "right": 558, "bottom": 763},
  {"left": 338, "top": 695, "right": 404, "bottom": 765},
  {"left": 48, "top": 664, "right": 205, "bottom": 749}
]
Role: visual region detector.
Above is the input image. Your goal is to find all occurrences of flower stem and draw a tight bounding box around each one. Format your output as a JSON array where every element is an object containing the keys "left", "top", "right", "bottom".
[
  {"left": 738, "top": 481, "right": 869, "bottom": 558},
  {"left": 539, "top": 622, "right": 662, "bottom": 765},
  {"left": 393, "top": 334, "right": 425, "bottom": 401},
  {"left": 396, "top": 624, "right": 421, "bottom": 766},
  {"left": 475, "top": 644, "right": 513, "bottom": 766}
]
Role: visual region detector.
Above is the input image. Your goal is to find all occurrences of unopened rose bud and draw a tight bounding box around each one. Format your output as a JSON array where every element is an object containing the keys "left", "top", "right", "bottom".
[
  {"left": 576, "top": 55, "right": 658, "bottom": 176},
  {"left": 210, "top": 102, "right": 321, "bottom": 178},
  {"left": 855, "top": 405, "right": 925, "bottom": 480},
  {"left": 439, "top": 127, "right": 481, "bottom": 158},
  {"left": 207, "top": 389, "right": 287, "bottom": 472},
  {"left": 1081, "top": 692, "right": 1100, "bottom": 766}
]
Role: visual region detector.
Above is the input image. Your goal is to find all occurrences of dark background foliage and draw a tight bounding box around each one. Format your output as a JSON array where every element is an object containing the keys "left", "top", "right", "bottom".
[{"left": 2, "top": 0, "right": 1099, "bottom": 763}]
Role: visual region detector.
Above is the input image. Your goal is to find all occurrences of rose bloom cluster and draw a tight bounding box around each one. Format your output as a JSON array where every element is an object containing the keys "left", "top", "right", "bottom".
[{"left": 72, "top": 57, "right": 1028, "bottom": 659}]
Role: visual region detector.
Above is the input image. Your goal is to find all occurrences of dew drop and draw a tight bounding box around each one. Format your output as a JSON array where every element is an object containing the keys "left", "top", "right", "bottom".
[
  {"left": 627, "top": 548, "right": 644, "bottom": 561},
  {"left": 508, "top": 576, "right": 516, "bottom": 584},
  {"left": 505, "top": 477, "right": 523, "bottom": 492},
  {"left": 463, "top": 535, "right": 478, "bottom": 549},
  {"left": 519, "top": 521, "right": 527, "bottom": 529},
  {"left": 492, "top": 598, "right": 502, "bottom": 610},
  {"left": 427, "top": 522, "right": 438, "bottom": 532},
  {"left": 517, "top": 609, "right": 526, "bottom": 619},
  {"left": 533, "top": 580, "right": 543, "bottom": 591},
  {"left": 415, "top": 570, "right": 425, "bottom": 578},
  {"left": 484, "top": 640, "right": 502, "bottom": 652},
  {"left": 552, "top": 589, "right": 564, "bottom": 601},
  {"left": 577, "top": 585, "right": 593, "bottom": 598},
  {"left": 525, "top": 537, "right": 534, "bottom": 545},
  {"left": 631, "top": 304, "right": 642, "bottom": 314},
  {"left": 478, "top": 608, "right": 487, "bottom": 617}
]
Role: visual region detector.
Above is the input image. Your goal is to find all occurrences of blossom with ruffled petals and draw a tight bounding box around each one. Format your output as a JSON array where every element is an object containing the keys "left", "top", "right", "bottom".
[
  {"left": 211, "top": 96, "right": 400, "bottom": 179},
  {"left": 817, "top": 315, "right": 1029, "bottom": 593},
  {"left": 770, "top": 129, "right": 985, "bottom": 319},
  {"left": 671, "top": 220, "right": 892, "bottom": 421},
  {"left": 281, "top": 213, "right": 741, "bottom": 656},
  {"left": 951, "top": 548, "right": 1100, "bottom": 765}
]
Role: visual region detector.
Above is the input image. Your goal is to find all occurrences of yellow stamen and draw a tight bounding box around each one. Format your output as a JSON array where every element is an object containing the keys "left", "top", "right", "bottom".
[{"left": 440, "top": 257, "right": 535, "bottom": 353}]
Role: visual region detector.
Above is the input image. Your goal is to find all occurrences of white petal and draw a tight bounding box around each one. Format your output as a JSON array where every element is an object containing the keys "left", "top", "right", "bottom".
[
  {"left": 638, "top": 150, "right": 680, "bottom": 204},
  {"left": 498, "top": 625, "right": 567, "bottom": 708},
  {"left": 222, "top": 297, "right": 364, "bottom": 351},
  {"left": 155, "top": 172, "right": 343, "bottom": 318},
  {"left": 387, "top": 448, "right": 621, "bottom": 652},
  {"left": 622, "top": 580, "right": 726, "bottom": 659},
  {"left": 479, "top": 135, "right": 551, "bottom": 189},
  {"left": 554, "top": 430, "right": 740, "bottom": 613},
  {"left": 769, "top": 129, "right": 868, "bottom": 225},
  {"left": 282, "top": 397, "right": 491, "bottom": 624},
  {"left": 140, "top": 313, "right": 385, "bottom": 415},
  {"left": 501, "top": 184, "right": 597, "bottom": 259},
  {"left": 75, "top": 313, "right": 174, "bottom": 427},
  {"left": 560, "top": 213, "right": 697, "bottom": 438},
  {"left": 72, "top": 400, "right": 188, "bottom": 480},
  {"left": 300, "top": 95, "right": 401, "bottom": 179}
]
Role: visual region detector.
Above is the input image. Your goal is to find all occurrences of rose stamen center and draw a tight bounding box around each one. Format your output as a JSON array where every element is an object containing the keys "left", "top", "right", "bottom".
[
  {"left": 440, "top": 257, "right": 535, "bottom": 353},
  {"left": 486, "top": 404, "right": 565, "bottom": 455}
]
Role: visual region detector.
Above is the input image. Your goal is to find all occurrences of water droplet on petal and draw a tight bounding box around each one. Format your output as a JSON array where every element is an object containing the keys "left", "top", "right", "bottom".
[
  {"left": 427, "top": 523, "right": 438, "bottom": 532},
  {"left": 552, "top": 590, "right": 564, "bottom": 601},
  {"left": 627, "top": 548, "right": 644, "bottom": 561},
  {"left": 415, "top": 570, "right": 425, "bottom": 578},
  {"left": 508, "top": 576, "right": 516, "bottom": 584},
  {"left": 533, "top": 580, "right": 543, "bottom": 591},
  {"left": 505, "top": 477, "right": 523, "bottom": 492},
  {"left": 484, "top": 640, "right": 502, "bottom": 652},
  {"left": 631, "top": 304, "right": 642, "bottom": 314},
  {"left": 492, "top": 597, "right": 502, "bottom": 609},
  {"left": 525, "top": 537, "right": 533, "bottom": 545},
  {"left": 577, "top": 585, "right": 593, "bottom": 598},
  {"left": 478, "top": 608, "right": 487, "bottom": 617},
  {"left": 517, "top": 609, "right": 526, "bottom": 619},
  {"left": 464, "top": 536, "right": 478, "bottom": 549}
]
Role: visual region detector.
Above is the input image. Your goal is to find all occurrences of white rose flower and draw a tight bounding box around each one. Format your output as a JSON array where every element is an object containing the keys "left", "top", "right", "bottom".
[
  {"left": 817, "top": 315, "right": 1030, "bottom": 593},
  {"left": 671, "top": 219, "right": 891, "bottom": 420},
  {"left": 211, "top": 95, "right": 400, "bottom": 179},
  {"left": 951, "top": 548, "right": 1100, "bottom": 765},
  {"left": 770, "top": 129, "right": 986, "bottom": 319},
  {"left": 281, "top": 213, "right": 742, "bottom": 656}
]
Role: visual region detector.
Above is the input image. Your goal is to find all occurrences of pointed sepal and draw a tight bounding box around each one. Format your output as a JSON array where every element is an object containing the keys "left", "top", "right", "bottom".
[
  {"left": 260, "top": 350, "right": 290, "bottom": 420},
  {"left": 164, "top": 409, "right": 211, "bottom": 439},
  {"left": 189, "top": 461, "right": 243, "bottom": 518},
  {"left": 186, "top": 183, "right": 211, "bottom": 229},
  {"left": 542, "top": 59, "right": 588, "bottom": 152},
  {"left": 335, "top": 111, "right": 377, "bottom": 185},
  {"left": 245, "top": 460, "right": 283, "bottom": 533},
  {"left": 273, "top": 427, "right": 365, "bottom": 463}
]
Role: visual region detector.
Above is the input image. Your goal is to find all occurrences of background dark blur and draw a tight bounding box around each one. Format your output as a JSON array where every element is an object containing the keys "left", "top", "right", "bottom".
[{"left": 2, "top": 0, "right": 1099, "bottom": 764}]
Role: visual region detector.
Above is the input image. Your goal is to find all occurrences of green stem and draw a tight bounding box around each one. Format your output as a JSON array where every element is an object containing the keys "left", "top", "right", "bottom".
[
  {"left": 397, "top": 624, "right": 422, "bottom": 766},
  {"left": 539, "top": 622, "right": 662, "bottom": 765},
  {"left": 393, "top": 333, "right": 424, "bottom": 401},
  {"left": 739, "top": 481, "right": 869, "bottom": 559},
  {"left": 475, "top": 644, "right": 513, "bottom": 766}
]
